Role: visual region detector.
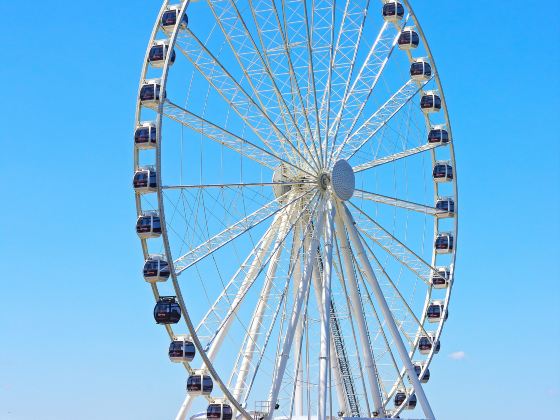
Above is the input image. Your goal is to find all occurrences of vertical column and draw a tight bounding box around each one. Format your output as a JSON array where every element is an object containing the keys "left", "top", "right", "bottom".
[{"left": 318, "top": 201, "right": 335, "bottom": 420}]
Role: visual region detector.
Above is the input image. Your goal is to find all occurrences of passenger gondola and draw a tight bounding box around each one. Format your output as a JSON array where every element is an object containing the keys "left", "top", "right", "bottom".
[
  {"left": 134, "top": 122, "right": 157, "bottom": 149},
  {"left": 435, "top": 197, "right": 455, "bottom": 218},
  {"left": 413, "top": 364, "right": 430, "bottom": 384},
  {"left": 207, "top": 403, "right": 233, "bottom": 420},
  {"left": 139, "top": 79, "right": 166, "bottom": 105},
  {"left": 410, "top": 58, "right": 432, "bottom": 81},
  {"left": 435, "top": 232, "right": 454, "bottom": 254},
  {"left": 394, "top": 391, "right": 417, "bottom": 409},
  {"left": 148, "top": 40, "right": 176, "bottom": 68},
  {"left": 430, "top": 266, "right": 451, "bottom": 289},
  {"left": 382, "top": 1, "right": 405, "bottom": 22},
  {"left": 143, "top": 254, "right": 170, "bottom": 283},
  {"left": 427, "top": 300, "right": 448, "bottom": 323},
  {"left": 136, "top": 211, "right": 162, "bottom": 239},
  {"left": 433, "top": 162, "right": 453, "bottom": 182},
  {"left": 420, "top": 91, "right": 442, "bottom": 113},
  {"left": 187, "top": 373, "right": 213, "bottom": 396},
  {"left": 427, "top": 126, "right": 450, "bottom": 144},
  {"left": 169, "top": 336, "right": 195, "bottom": 363},
  {"left": 153, "top": 296, "right": 181, "bottom": 324},
  {"left": 161, "top": 6, "right": 189, "bottom": 33},
  {"left": 418, "top": 334, "right": 441, "bottom": 355},
  {"left": 398, "top": 27, "right": 420, "bottom": 50},
  {"left": 133, "top": 166, "right": 158, "bottom": 194}
]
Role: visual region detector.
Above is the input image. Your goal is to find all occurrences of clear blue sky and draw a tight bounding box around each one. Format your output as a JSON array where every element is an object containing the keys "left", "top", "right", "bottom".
[{"left": 1, "top": 1, "right": 559, "bottom": 419}]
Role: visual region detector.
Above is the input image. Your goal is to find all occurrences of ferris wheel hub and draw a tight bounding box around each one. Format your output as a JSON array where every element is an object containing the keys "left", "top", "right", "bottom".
[{"left": 330, "top": 159, "right": 355, "bottom": 201}]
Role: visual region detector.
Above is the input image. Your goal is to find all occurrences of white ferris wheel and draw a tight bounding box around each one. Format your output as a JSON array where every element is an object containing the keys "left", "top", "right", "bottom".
[{"left": 133, "top": 1, "right": 458, "bottom": 419}]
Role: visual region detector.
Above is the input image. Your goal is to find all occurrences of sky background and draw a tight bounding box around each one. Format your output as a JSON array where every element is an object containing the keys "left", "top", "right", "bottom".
[{"left": 1, "top": 1, "right": 559, "bottom": 419}]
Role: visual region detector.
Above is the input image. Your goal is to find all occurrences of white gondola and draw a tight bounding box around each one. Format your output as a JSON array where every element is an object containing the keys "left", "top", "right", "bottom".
[
  {"left": 382, "top": 0, "right": 405, "bottom": 22},
  {"left": 207, "top": 402, "right": 233, "bottom": 420},
  {"left": 412, "top": 363, "right": 431, "bottom": 384},
  {"left": 136, "top": 211, "right": 162, "bottom": 239},
  {"left": 398, "top": 27, "right": 420, "bottom": 50},
  {"left": 428, "top": 124, "right": 450, "bottom": 144},
  {"left": 430, "top": 266, "right": 452, "bottom": 289},
  {"left": 148, "top": 40, "right": 176, "bottom": 68},
  {"left": 161, "top": 5, "right": 189, "bottom": 33},
  {"left": 420, "top": 90, "right": 442, "bottom": 113},
  {"left": 133, "top": 166, "right": 157, "bottom": 194},
  {"left": 435, "top": 196, "right": 455, "bottom": 218},
  {"left": 143, "top": 254, "right": 170, "bottom": 283},
  {"left": 132, "top": 1, "right": 460, "bottom": 417},
  {"left": 139, "top": 79, "right": 166, "bottom": 105},
  {"left": 427, "top": 300, "right": 448, "bottom": 323},
  {"left": 187, "top": 372, "right": 213, "bottom": 396},
  {"left": 433, "top": 161, "right": 454, "bottom": 182},
  {"left": 418, "top": 333, "right": 441, "bottom": 355},
  {"left": 410, "top": 58, "right": 432, "bottom": 82},
  {"left": 169, "top": 335, "right": 195, "bottom": 363},
  {"left": 134, "top": 122, "right": 157, "bottom": 149},
  {"left": 435, "top": 232, "right": 454, "bottom": 254},
  {"left": 395, "top": 390, "right": 417, "bottom": 409}
]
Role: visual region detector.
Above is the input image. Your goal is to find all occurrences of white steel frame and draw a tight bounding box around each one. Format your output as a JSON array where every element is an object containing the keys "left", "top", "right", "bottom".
[{"left": 134, "top": 0, "right": 458, "bottom": 419}]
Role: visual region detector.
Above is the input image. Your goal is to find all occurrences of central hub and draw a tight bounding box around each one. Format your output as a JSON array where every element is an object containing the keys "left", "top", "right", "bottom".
[
  {"left": 319, "top": 172, "right": 330, "bottom": 190},
  {"left": 330, "top": 159, "right": 355, "bottom": 201}
]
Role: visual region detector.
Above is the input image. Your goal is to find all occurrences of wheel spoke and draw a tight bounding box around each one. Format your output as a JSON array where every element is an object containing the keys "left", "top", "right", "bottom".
[
  {"left": 194, "top": 218, "right": 279, "bottom": 348},
  {"left": 333, "top": 77, "right": 431, "bottom": 162},
  {"left": 322, "top": 0, "right": 370, "bottom": 161},
  {"left": 173, "top": 189, "right": 313, "bottom": 275},
  {"left": 175, "top": 28, "right": 310, "bottom": 169},
  {"left": 329, "top": 17, "right": 409, "bottom": 163},
  {"left": 163, "top": 181, "right": 314, "bottom": 190},
  {"left": 353, "top": 142, "right": 438, "bottom": 172},
  {"left": 250, "top": 0, "right": 324, "bottom": 166},
  {"left": 207, "top": 0, "right": 322, "bottom": 170},
  {"left": 353, "top": 189, "right": 441, "bottom": 215},
  {"left": 317, "top": 0, "right": 338, "bottom": 164},
  {"left": 347, "top": 201, "right": 436, "bottom": 285},
  {"left": 195, "top": 193, "right": 319, "bottom": 348},
  {"left": 158, "top": 100, "right": 314, "bottom": 176}
]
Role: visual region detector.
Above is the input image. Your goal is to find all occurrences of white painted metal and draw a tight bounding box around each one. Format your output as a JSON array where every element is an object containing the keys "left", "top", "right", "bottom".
[
  {"left": 309, "top": 246, "right": 351, "bottom": 418},
  {"left": 340, "top": 203, "right": 435, "bottom": 420},
  {"left": 232, "top": 210, "right": 292, "bottom": 401},
  {"left": 134, "top": 1, "right": 458, "bottom": 418},
  {"left": 173, "top": 189, "right": 310, "bottom": 274},
  {"left": 292, "top": 223, "right": 305, "bottom": 416},
  {"left": 334, "top": 209, "right": 384, "bottom": 416},
  {"left": 266, "top": 201, "right": 327, "bottom": 419},
  {"left": 318, "top": 201, "right": 335, "bottom": 420}
]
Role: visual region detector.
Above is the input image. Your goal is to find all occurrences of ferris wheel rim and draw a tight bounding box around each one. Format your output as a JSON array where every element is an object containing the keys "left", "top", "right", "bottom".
[{"left": 134, "top": 1, "right": 459, "bottom": 418}]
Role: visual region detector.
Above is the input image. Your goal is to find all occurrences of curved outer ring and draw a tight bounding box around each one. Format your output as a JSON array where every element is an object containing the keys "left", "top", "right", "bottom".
[
  {"left": 135, "top": 0, "right": 458, "bottom": 417},
  {"left": 134, "top": 1, "right": 252, "bottom": 418},
  {"left": 385, "top": 1, "right": 459, "bottom": 415}
]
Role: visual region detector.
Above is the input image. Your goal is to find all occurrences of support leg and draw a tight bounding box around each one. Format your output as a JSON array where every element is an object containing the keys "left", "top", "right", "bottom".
[
  {"left": 340, "top": 203, "right": 435, "bottom": 420},
  {"left": 318, "top": 201, "right": 335, "bottom": 420},
  {"left": 334, "top": 208, "right": 385, "bottom": 417}
]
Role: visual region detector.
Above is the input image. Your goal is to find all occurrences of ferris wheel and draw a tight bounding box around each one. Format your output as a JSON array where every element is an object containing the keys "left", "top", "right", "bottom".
[{"left": 133, "top": 0, "right": 458, "bottom": 419}]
